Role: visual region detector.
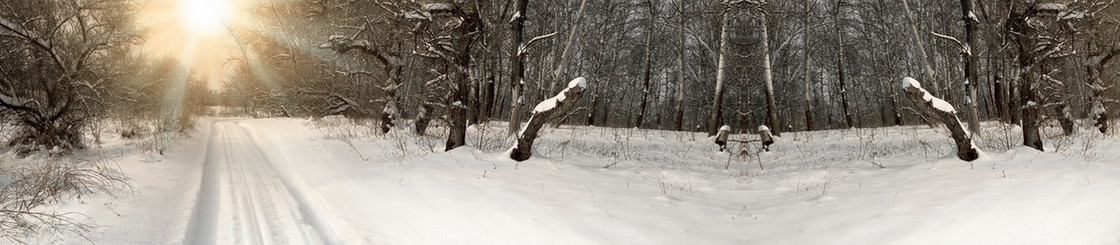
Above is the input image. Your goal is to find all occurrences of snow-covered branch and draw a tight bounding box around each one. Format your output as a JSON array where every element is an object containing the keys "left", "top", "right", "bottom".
[
  {"left": 509, "top": 77, "right": 589, "bottom": 161},
  {"left": 0, "top": 16, "right": 66, "bottom": 71},
  {"left": 519, "top": 31, "right": 559, "bottom": 56},
  {"left": 902, "top": 77, "right": 980, "bottom": 161},
  {"left": 930, "top": 31, "right": 970, "bottom": 56}
]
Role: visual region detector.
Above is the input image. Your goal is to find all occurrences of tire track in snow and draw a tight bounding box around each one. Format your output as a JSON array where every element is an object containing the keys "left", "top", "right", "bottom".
[
  {"left": 183, "top": 120, "right": 222, "bottom": 244},
  {"left": 183, "top": 121, "right": 333, "bottom": 244}
]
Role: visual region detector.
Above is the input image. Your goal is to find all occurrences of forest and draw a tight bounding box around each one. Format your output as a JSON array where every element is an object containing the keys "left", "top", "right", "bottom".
[
  {"left": 3, "top": 0, "right": 1120, "bottom": 243},
  {"left": 4, "top": 0, "right": 1119, "bottom": 158}
]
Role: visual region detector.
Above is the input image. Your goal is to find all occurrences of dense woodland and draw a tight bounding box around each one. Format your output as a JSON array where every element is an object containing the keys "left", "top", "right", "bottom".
[{"left": 3, "top": 0, "right": 1120, "bottom": 156}]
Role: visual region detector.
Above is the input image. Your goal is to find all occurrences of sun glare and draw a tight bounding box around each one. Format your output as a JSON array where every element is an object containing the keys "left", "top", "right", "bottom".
[
  {"left": 179, "top": 0, "right": 230, "bottom": 33},
  {"left": 136, "top": 0, "right": 246, "bottom": 89}
]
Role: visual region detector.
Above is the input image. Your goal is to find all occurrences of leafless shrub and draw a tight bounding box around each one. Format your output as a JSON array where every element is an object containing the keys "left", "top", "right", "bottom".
[
  {"left": 468, "top": 123, "right": 508, "bottom": 152},
  {"left": 977, "top": 123, "right": 1019, "bottom": 152},
  {"left": 0, "top": 157, "right": 131, "bottom": 243}
]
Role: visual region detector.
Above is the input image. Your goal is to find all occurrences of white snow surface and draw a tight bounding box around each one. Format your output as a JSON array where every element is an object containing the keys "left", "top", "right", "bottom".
[{"left": 12, "top": 117, "right": 1120, "bottom": 244}]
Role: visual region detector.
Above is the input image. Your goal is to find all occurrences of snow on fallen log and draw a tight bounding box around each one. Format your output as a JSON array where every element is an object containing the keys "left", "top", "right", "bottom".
[
  {"left": 509, "top": 77, "right": 588, "bottom": 161},
  {"left": 902, "top": 77, "right": 981, "bottom": 161}
]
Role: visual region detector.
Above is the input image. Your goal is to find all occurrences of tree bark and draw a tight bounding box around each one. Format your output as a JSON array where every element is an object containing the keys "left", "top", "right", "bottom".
[
  {"left": 708, "top": 8, "right": 732, "bottom": 136},
  {"left": 1009, "top": 2, "right": 1043, "bottom": 151},
  {"left": 552, "top": 0, "right": 589, "bottom": 87},
  {"left": 442, "top": 2, "right": 482, "bottom": 151},
  {"left": 901, "top": 0, "right": 941, "bottom": 96},
  {"left": 1087, "top": 41, "right": 1118, "bottom": 134},
  {"left": 802, "top": 0, "right": 815, "bottom": 131},
  {"left": 508, "top": 0, "right": 529, "bottom": 136},
  {"left": 637, "top": 0, "right": 655, "bottom": 128},
  {"left": 961, "top": 0, "right": 982, "bottom": 134},
  {"left": 511, "top": 78, "right": 587, "bottom": 161},
  {"left": 759, "top": 9, "right": 780, "bottom": 136},
  {"left": 674, "top": 0, "right": 687, "bottom": 131},
  {"left": 835, "top": 0, "right": 853, "bottom": 128},
  {"left": 903, "top": 77, "right": 980, "bottom": 161}
]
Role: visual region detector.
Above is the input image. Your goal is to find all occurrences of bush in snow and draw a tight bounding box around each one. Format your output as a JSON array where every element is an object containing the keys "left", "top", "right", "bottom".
[{"left": 0, "top": 158, "right": 130, "bottom": 243}]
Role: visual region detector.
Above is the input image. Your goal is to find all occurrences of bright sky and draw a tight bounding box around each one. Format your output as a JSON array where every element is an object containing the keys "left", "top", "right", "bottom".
[{"left": 138, "top": 0, "right": 243, "bottom": 90}]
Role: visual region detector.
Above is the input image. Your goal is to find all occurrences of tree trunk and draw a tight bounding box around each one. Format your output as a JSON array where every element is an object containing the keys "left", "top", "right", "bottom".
[
  {"left": 511, "top": 78, "right": 588, "bottom": 161},
  {"left": 1087, "top": 41, "right": 1113, "bottom": 134},
  {"left": 415, "top": 104, "right": 432, "bottom": 135},
  {"left": 674, "top": 0, "right": 686, "bottom": 131},
  {"left": 1055, "top": 104, "right": 1075, "bottom": 135},
  {"left": 1009, "top": 63, "right": 1022, "bottom": 125},
  {"left": 637, "top": 1, "right": 655, "bottom": 128},
  {"left": 961, "top": 0, "right": 982, "bottom": 134},
  {"left": 802, "top": 0, "right": 815, "bottom": 131},
  {"left": 708, "top": 8, "right": 732, "bottom": 136},
  {"left": 759, "top": 10, "right": 780, "bottom": 136},
  {"left": 479, "top": 75, "right": 494, "bottom": 123},
  {"left": 873, "top": 0, "right": 902, "bottom": 126},
  {"left": 444, "top": 8, "right": 481, "bottom": 152},
  {"left": 552, "top": 0, "right": 589, "bottom": 86},
  {"left": 835, "top": 0, "right": 853, "bottom": 128},
  {"left": 1010, "top": 3, "right": 1042, "bottom": 151},
  {"left": 508, "top": 0, "right": 529, "bottom": 136},
  {"left": 903, "top": 77, "right": 980, "bottom": 161},
  {"left": 1019, "top": 69, "right": 1042, "bottom": 151},
  {"left": 901, "top": 0, "right": 941, "bottom": 96},
  {"left": 993, "top": 55, "right": 1007, "bottom": 123}
]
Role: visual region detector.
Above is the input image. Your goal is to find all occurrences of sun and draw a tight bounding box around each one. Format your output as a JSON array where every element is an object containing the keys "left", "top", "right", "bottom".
[
  {"left": 135, "top": 0, "right": 244, "bottom": 89},
  {"left": 178, "top": 0, "right": 230, "bottom": 33}
]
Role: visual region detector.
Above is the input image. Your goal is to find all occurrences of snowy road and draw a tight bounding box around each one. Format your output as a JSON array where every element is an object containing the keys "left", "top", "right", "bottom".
[
  {"left": 49, "top": 118, "right": 1120, "bottom": 244},
  {"left": 184, "top": 121, "right": 333, "bottom": 244}
]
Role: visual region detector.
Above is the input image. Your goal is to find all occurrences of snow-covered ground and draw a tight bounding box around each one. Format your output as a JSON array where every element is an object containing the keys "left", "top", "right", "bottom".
[{"left": 6, "top": 117, "right": 1120, "bottom": 244}]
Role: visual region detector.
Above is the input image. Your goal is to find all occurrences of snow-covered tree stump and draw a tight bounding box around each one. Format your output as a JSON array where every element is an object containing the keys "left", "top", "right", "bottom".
[
  {"left": 758, "top": 125, "right": 774, "bottom": 152},
  {"left": 902, "top": 77, "right": 980, "bottom": 161},
  {"left": 715, "top": 125, "right": 731, "bottom": 152},
  {"left": 510, "top": 77, "right": 588, "bottom": 161}
]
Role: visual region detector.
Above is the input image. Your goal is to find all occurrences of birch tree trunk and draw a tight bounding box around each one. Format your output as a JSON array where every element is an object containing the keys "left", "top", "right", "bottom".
[
  {"left": 708, "top": 8, "right": 732, "bottom": 136},
  {"left": 552, "top": 0, "right": 589, "bottom": 85},
  {"left": 902, "top": 0, "right": 940, "bottom": 96},
  {"left": 759, "top": 9, "right": 780, "bottom": 136},
  {"left": 835, "top": 0, "right": 853, "bottom": 128},
  {"left": 637, "top": 0, "right": 655, "bottom": 128}
]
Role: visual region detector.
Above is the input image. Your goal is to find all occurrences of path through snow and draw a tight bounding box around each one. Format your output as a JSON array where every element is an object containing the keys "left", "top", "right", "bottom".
[
  {"left": 25, "top": 118, "right": 1120, "bottom": 244},
  {"left": 184, "top": 121, "right": 333, "bottom": 244}
]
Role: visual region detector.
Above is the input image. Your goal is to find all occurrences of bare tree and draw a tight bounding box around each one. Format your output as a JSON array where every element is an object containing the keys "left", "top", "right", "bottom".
[
  {"left": 0, "top": 0, "right": 136, "bottom": 155},
  {"left": 510, "top": 78, "right": 587, "bottom": 161},
  {"left": 673, "top": 0, "right": 687, "bottom": 131},
  {"left": 708, "top": 3, "right": 735, "bottom": 136},
  {"left": 903, "top": 77, "right": 980, "bottom": 161},
  {"left": 834, "top": 0, "right": 853, "bottom": 128},
  {"left": 756, "top": 4, "right": 780, "bottom": 136},
  {"left": 962, "top": 0, "right": 982, "bottom": 133},
  {"left": 802, "top": 0, "right": 815, "bottom": 131},
  {"left": 508, "top": 0, "right": 529, "bottom": 136},
  {"left": 636, "top": 0, "right": 657, "bottom": 128}
]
